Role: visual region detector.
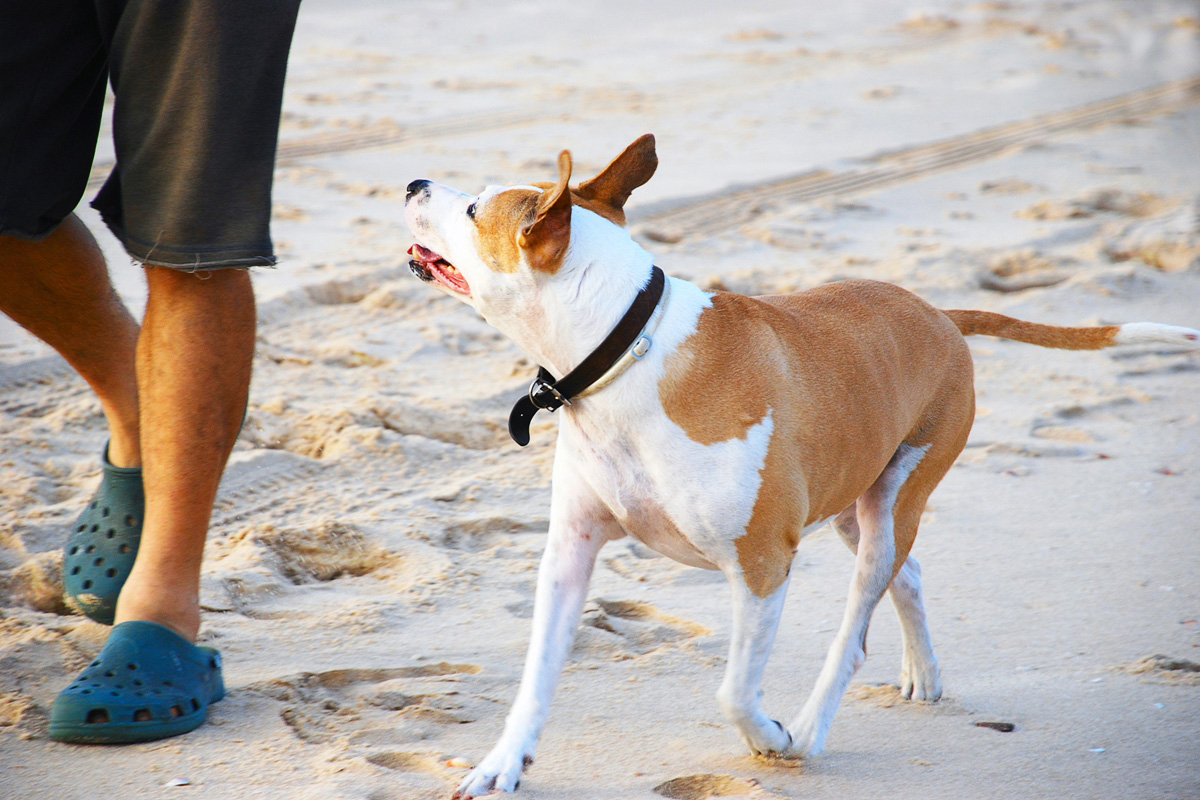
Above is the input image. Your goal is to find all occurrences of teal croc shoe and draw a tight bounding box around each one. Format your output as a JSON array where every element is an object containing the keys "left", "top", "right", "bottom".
[
  {"left": 63, "top": 447, "right": 143, "bottom": 625},
  {"left": 49, "top": 621, "right": 225, "bottom": 744}
]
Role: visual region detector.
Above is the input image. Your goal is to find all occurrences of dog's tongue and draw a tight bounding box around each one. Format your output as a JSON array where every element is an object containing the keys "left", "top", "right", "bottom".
[{"left": 408, "top": 243, "right": 444, "bottom": 264}]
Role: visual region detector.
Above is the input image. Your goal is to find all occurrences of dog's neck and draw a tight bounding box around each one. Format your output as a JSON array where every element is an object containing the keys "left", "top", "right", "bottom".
[{"left": 501, "top": 208, "right": 656, "bottom": 379}]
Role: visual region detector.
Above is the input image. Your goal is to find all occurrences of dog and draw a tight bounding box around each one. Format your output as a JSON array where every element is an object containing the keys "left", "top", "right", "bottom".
[{"left": 403, "top": 134, "right": 1199, "bottom": 798}]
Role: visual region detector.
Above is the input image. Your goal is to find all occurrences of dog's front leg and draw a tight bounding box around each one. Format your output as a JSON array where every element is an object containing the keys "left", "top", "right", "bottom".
[
  {"left": 716, "top": 574, "right": 793, "bottom": 756},
  {"left": 454, "top": 458, "right": 620, "bottom": 799}
]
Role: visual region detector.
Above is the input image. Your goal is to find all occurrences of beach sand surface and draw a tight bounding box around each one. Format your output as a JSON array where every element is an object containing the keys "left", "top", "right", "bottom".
[{"left": 2, "top": 2, "right": 1198, "bottom": 798}]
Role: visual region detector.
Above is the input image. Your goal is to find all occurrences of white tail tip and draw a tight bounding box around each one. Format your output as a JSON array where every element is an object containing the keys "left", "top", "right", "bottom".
[{"left": 1114, "top": 322, "right": 1200, "bottom": 347}]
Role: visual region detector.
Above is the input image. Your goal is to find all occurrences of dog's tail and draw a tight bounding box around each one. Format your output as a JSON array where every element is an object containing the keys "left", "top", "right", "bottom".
[{"left": 943, "top": 309, "right": 1200, "bottom": 351}]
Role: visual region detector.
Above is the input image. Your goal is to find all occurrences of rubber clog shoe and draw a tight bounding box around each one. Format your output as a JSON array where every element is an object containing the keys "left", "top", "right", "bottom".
[
  {"left": 49, "top": 621, "right": 225, "bottom": 744},
  {"left": 62, "top": 448, "right": 143, "bottom": 625}
]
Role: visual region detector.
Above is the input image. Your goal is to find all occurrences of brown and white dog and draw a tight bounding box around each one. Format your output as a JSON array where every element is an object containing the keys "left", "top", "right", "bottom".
[{"left": 403, "top": 135, "right": 1199, "bottom": 798}]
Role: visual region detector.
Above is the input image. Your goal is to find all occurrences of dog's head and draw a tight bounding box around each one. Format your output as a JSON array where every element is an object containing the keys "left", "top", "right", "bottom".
[{"left": 404, "top": 135, "right": 658, "bottom": 327}]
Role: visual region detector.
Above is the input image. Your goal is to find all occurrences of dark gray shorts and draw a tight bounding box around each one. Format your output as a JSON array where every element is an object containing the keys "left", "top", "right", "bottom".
[{"left": 0, "top": 0, "right": 301, "bottom": 269}]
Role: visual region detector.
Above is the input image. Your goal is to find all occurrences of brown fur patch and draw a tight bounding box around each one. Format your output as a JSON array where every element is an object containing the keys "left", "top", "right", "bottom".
[
  {"left": 658, "top": 295, "right": 771, "bottom": 445},
  {"left": 530, "top": 134, "right": 658, "bottom": 227},
  {"left": 471, "top": 189, "right": 541, "bottom": 274},
  {"left": 944, "top": 309, "right": 1119, "bottom": 350},
  {"left": 575, "top": 134, "right": 658, "bottom": 226},
  {"left": 526, "top": 182, "right": 629, "bottom": 227},
  {"left": 519, "top": 151, "right": 573, "bottom": 274},
  {"left": 661, "top": 281, "right": 975, "bottom": 596}
]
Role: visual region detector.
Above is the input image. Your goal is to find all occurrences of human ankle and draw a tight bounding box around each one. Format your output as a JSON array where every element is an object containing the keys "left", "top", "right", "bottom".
[
  {"left": 113, "top": 586, "right": 201, "bottom": 642},
  {"left": 105, "top": 433, "right": 142, "bottom": 469}
]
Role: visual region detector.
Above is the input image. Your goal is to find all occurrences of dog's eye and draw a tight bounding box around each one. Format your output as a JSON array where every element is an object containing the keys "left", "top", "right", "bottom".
[{"left": 466, "top": 202, "right": 477, "bottom": 220}]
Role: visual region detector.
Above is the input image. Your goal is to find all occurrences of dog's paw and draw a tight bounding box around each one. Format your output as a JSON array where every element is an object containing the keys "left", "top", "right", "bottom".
[
  {"left": 452, "top": 741, "right": 534, "bottom": 798},
  {"left": 785, "top": 713, "right": 827, "bottom": 759},
  {"left": 899, "top": 655, "right": 942, "bottom": 703},
  {"left": 740, "top": 717, "right": 793, "bottom": 757}
]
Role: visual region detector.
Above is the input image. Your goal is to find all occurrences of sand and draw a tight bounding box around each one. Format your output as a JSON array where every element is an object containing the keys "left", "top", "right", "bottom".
[{"left": 2, "top": 1, "right": 1199, "bottom": 798}]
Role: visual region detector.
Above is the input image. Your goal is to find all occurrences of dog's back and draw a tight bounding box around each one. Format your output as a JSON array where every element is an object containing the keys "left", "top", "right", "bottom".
[{"left": 661, "top": 279, "right": 975, "bottom": 529}]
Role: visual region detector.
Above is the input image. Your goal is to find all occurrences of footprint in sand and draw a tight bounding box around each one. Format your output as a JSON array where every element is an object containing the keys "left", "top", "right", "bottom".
[
  {"left": 977, "top": 249, "right": 1073, "bottom": 293},
  {"left": 0, "top": 551, "right": 71, "bottom": 616},
  {"left": 574, "top": 599, "right": 710, "bottom": 659},
  {"left": 435, "top": 515, "right": 546, "bottom": 553},
  {"left": 653, "top": 774, "right": 778, "bottom": 799},
  {"left": 1124, "top": 654, "right": 1200, "bottom": 685},
  {"left": 1016, "top": 188, "right": 1176, "bottom": 221},
  {"left": 303, "top": 271, "right": 406, "bottom": 306},
  {"left": 245, "top": 521, "right": 395, "bottom": 584},
  {"left": 847, "top": 682, "right": 967, "bottom": 714},
  {"left": 251, "top": 663, "right": 482, "bottom": 745},
  {"left": 205, "top": 519, "right": 404, "bottom": 619},
  {"left": 359, "top": 750, "right": 461, "bottom": 800}
]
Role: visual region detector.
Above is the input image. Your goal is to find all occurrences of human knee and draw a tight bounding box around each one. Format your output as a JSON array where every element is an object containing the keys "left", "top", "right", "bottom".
[{"left": 144, "top": 265, "right": 254, "bottom": 312}]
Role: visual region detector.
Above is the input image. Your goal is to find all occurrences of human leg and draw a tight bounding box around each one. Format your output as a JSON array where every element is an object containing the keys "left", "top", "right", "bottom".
[
  {"left": 1, "top": 216, "right": 147, "bottom": 625},
  {"left": 113, "top": 266, "right": 255, "bottom": 640},
  {"left": 47, "top": 266, "right": 253, "bottom": 742},
  {"left": 0, "top": 217, "right": 140, "bottom": 466},
  {"left": 45, "top": 0, "right": 298, "bottom": 743}
]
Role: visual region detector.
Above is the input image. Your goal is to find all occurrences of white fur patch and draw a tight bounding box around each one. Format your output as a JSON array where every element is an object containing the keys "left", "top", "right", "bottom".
[{"left": 1114, "top": 322, "right": 1200, "bottom": 346}]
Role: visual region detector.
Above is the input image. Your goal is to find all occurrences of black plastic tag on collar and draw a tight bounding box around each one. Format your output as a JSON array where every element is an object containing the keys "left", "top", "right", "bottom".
[
  {"left": 508, "top": 367, "right": 560, "bottom": 447},
  {"left": 508, "top": 395, "right": 538, "bottom": 447}
]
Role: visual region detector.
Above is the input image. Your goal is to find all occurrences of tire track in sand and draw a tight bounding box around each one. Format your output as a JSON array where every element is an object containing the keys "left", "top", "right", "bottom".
[{"left": 632, "top": 76, "right": 1200, "bottom": 240}]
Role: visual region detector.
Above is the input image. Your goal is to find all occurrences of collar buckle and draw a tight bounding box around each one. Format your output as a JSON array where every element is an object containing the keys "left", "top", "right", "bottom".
[{"left": 529, "top": 375, "right": 572, "bottom": 411}]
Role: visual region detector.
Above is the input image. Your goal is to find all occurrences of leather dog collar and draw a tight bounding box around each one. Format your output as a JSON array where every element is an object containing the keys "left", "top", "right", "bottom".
[{"left": 508, "top": 266, "right": 667, "bottom": 446}]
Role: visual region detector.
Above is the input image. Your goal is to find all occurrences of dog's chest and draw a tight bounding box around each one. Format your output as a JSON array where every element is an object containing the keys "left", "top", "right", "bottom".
[{"left": 563, "top": 408, "right": 775, "bottom": 572}]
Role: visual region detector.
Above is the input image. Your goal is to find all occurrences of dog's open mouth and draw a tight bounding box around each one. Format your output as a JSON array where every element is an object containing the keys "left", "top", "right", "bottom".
[{"left": 407, "top": 243, "right": 470, "bottom": 295}]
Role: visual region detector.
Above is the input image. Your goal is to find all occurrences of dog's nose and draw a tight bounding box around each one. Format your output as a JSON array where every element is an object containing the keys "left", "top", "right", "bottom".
[{"left": 406, "top": 179, "right": 431, "bottom": 201}]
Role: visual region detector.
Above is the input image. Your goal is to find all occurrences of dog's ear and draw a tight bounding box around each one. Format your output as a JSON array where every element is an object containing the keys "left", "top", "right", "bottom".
[
  {"left": 574, "top": 134, "right": 657, "bottom": 225},
  {"left": 520, "top": 150, "right": 573, "bottom": 273}
]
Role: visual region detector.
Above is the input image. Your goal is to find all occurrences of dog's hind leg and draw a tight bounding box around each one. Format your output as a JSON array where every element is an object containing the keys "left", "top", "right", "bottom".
[
  {"left": 454, "top": 453, "right": 622, "bottom": 799},
  {"left": 790, "top": 367, "right": 973, "bottom": 757},
  {"left": 716, "top": 575, "right": 793, "bottom": 756},
  {"left": 830, "top": 506, "right": 941, "bottom": 702},
  {"left": 787, "top": 443, "right": 930, "bottom": 757}
]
